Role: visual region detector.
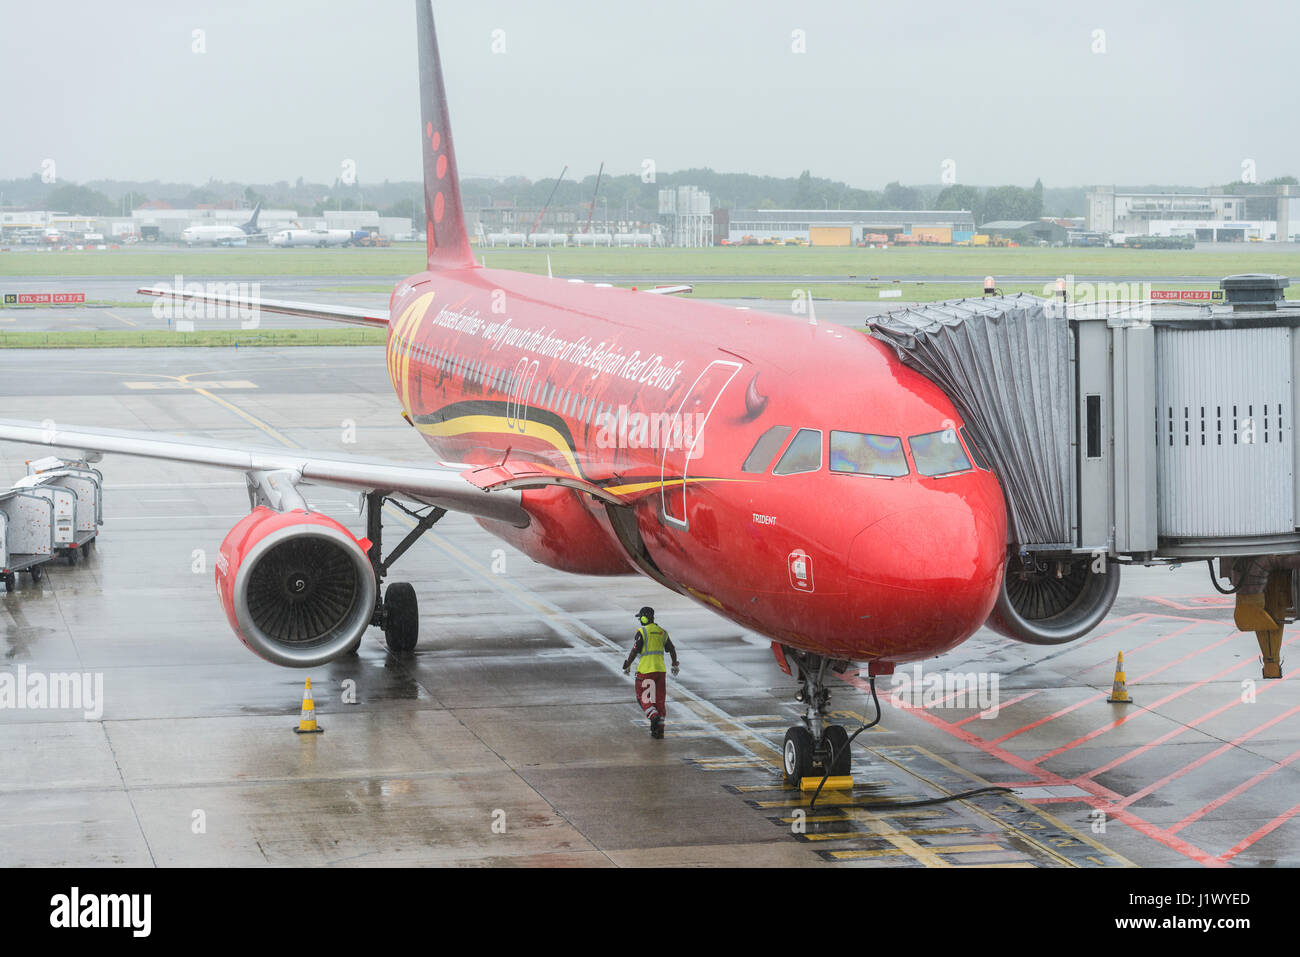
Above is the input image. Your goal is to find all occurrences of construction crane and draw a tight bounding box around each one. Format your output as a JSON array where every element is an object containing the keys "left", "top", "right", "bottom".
[
  {"left": 530, "top": 165, "right": 568, "bottom": 236},
  {"left": 585, "top": 162, "right": 604, "bottom": 233}
]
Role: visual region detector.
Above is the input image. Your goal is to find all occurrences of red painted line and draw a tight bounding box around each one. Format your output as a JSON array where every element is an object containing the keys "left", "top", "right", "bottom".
[
  {"left": 990, "top": 622, "right": 1225, "bottom": 746},
  {"left": 1217, "top": 800, "right": 1300, "bottom": 863},
  {"left": 1171, "top": 743, "right": 1300, "bottom": 835},
  {"left": 919, "top": 616, "right": 1154, "bottom": 713},
  {"left": 1147, "top": 595, "right": 1234, "bottom": 611},
  {"left": 1083, "top": 665, "right": 1299, "bottom": 784},
  {"left": 1019, "top": 795, "right": 1093, "bottom": 804},
  {"left": 1029, "top": 631, "right": 1276, "bottom": 766},
  {"left": 838, "top": 671, "right": 1225, "bottom": 867},
  {"left": 1114, "top": 701, "right": 1300, "bottom": 810}
]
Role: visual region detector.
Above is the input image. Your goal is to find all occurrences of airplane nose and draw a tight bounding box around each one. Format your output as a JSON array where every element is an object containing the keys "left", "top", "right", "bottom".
[{"left": 847, "top": 504, "right": 1005, "bottom": 653}]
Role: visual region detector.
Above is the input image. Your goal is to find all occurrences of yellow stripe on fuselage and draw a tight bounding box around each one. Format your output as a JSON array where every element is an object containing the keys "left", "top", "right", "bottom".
[
  {"left": 417, "top": 413, "right": 584, "bottom": 478},
  {"left": 398, "top": 292, "right": 436, "bottom": 412}
]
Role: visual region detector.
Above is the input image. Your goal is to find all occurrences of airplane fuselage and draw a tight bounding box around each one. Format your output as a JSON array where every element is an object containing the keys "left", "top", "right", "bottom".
[{"left": 383, "top": 266, "right": 1008, "bottom": 668}]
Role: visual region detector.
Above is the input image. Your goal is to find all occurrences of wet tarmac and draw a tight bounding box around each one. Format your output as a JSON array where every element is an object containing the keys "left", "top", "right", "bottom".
[{"left": 2, "top": 347, "right": 1299, "bottom": 867}]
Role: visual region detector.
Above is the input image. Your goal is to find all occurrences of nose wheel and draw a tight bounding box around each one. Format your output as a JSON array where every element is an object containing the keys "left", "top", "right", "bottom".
[{"left": 782, "top": 652, "right": 853, "bottom": 786}]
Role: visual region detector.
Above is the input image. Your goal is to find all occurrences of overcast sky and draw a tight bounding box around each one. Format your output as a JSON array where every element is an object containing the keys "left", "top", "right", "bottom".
[{"left": 3, "top": 0, "right": 1297, "bottom": 190}]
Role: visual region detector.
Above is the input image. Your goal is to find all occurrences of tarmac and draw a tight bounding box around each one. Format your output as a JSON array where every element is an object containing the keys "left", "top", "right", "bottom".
[{"left": 2, "top": 345, "right": 1300, "bottom": 868}]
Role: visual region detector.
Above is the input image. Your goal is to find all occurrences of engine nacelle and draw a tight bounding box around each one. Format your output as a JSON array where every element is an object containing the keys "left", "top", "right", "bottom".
[
  {"left": 984, "top": 554, "right": 1121, "bottom": 645},
  {"left": 215, "top": 507, "right": 377, "bottom": 667}
]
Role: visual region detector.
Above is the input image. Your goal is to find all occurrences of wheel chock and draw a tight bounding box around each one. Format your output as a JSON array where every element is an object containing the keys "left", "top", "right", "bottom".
[
  {"left": 1107, "top": 652, "right": 1132, "bottom": 703},
  {"left": 294, "top": 677, "right": 324, "bottom": 734},
  {"left": 800, "top": 775, "right": 853, "bottom": 792}
]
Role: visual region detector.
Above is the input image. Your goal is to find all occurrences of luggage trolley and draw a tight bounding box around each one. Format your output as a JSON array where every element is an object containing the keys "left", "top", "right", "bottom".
[
  {"left": 23, "top": 456, "right": 103, "bottom": 563},
  {"left": 0, "top": 488, "right": 56, "bottom": 591}
]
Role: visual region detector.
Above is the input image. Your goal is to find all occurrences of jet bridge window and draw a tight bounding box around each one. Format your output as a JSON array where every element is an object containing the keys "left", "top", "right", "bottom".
[
  {"left": 773, "top": 428, "right": 823, "bottom": 476},
  {"left": 829, "top": 431, "right": 909, "bottom": 477},
  {"left": 742, "top": 426, "right": 792, "bottom": 473},
  {"left": 908, "top": 428, "right": 972, "bottom": 477}
]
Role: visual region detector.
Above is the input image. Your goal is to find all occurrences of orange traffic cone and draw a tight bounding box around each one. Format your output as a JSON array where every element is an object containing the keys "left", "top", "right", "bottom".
[
  {"left": 294, "top": 678, "right": 324, "bottom": 734},
  {"left": 1107, "top": 652, "right": 1132, "bottom": 704}
]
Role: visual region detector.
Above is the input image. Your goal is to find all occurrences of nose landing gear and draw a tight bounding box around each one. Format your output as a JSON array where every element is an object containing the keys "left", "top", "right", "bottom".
[{"left": 782, "top": 652, "right": 853, "bottom": 785}]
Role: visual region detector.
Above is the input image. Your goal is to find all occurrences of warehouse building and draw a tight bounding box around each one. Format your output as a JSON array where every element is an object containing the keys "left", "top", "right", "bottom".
[{"left": 722, "top": 208, "right": 976, "bottom": 245}]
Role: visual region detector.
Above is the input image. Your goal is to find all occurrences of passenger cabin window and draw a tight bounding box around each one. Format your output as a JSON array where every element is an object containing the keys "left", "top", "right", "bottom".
[
  {"left": 773, "top": 428, "right": 822, "bottom": 476},
  {"left": 742, "top": 426, "right": 792, "bottom": 473},
  {"left": 830, "top": 431, "right": 909, "bottom": 477},
  {"left": 909, "top": 429, "right": 972, "bottom": 476}
]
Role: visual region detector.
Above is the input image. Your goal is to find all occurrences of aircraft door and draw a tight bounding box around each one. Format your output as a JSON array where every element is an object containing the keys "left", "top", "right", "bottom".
[{"left": 659, "top": 359, "right": 742, "bottom": 528}]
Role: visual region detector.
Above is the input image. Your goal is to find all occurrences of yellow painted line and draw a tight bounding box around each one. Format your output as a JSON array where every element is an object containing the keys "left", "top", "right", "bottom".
[
  {"left": 954, "top": 862, "right": 1037, "bottom": 869},
  {"left": 928, "top": 843, "right": 1005, "bottom": 855},
  {"left": 825, "top": 848, "right": 909, "bottom": 860},
  {"left": 104, "top": 309, "right": 137, "bottom": 328},
  {"left": 753, "top": 796, "right": 883, "bottom": 809},
  {"left": 192, "top": 387, "right": 303, "bottom": 449}
]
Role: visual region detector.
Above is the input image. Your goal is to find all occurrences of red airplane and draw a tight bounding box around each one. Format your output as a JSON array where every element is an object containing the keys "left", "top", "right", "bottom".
[{"left": 0, "top": 1, "right": 1016, "bottom": 783}]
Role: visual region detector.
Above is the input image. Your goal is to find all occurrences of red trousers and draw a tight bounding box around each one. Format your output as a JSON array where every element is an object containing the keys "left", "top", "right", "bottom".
[{"left": 635, "top": 672, "right": 667, "bottom": 722}]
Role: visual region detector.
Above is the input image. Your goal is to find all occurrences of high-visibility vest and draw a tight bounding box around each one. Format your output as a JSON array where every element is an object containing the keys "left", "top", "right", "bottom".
[{"left": 636, "top": 623, "right": 668, "bottom": 674}]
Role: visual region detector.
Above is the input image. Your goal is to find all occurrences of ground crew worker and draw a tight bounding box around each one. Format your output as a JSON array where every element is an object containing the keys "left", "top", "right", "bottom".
[{"left": 622, "top": 606, "right": 679, "bottom": 738}]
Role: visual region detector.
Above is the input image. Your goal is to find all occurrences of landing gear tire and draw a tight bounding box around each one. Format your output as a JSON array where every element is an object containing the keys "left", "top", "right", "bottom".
[
  {"left": 382, "top": 582, "right": 419, "bottom": 654},
  {"left": 822, "top": 724, "right": 852, "bottom": 776},
  {"left": 783, "top": 727, "right": 814, "bottom": 785}
]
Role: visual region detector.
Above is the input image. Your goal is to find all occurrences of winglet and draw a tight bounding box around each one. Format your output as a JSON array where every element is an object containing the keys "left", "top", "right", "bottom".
[{"left": 416, "top": 0, "right": 475, "bottom": 270}]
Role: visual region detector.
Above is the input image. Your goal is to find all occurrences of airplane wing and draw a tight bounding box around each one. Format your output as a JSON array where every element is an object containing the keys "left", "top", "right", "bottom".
[
  {"left": 137, "top": 286, "right": 390, "bottom": 328},
  {"left": 0, "top": 419, "right": 528, "bottom": 527}
]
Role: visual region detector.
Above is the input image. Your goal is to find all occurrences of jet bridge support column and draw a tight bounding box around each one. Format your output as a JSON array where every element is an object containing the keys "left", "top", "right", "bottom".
[{"left": 1233, "top": 556, "right": 1300, "bottom": 678}]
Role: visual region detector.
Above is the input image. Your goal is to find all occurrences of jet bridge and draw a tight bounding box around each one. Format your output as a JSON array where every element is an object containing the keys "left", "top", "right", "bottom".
[{"left": 868, "top": 274, "right": 1300, "bottom": 647}]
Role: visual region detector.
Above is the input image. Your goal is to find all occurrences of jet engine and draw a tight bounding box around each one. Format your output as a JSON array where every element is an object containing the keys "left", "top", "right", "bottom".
[
  {"left": 215, "top": 506, "right": 377, "bottom": 667},
  {"left": 984, "top": 554, "right": 1120, "bottom": 645}
]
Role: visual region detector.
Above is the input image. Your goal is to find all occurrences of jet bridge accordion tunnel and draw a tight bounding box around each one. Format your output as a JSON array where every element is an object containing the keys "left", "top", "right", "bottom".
[{"left": 868, "top": 274, "right": 1300, "bottom": 648}]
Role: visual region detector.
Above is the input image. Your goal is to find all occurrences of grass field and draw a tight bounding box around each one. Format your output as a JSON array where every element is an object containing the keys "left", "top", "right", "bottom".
[
  {"left": 0, "top": 328, "right": 386, "bottom": 349},
  {"left": 4, "top": 244, "right": 1300, "bottom": 280}
]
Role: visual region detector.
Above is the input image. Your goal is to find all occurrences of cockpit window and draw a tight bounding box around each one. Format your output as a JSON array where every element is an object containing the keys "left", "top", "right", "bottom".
[
  {"left": 830, "top": 431, "right": 909, "bottom": 477},
  {"left": 959, "top": 426, "right": 990, "bottom": 470},
  {"left": 742, "top": 426, "right": 792, "bottom": 473},
  {"left": 908, "top": 429, "right": 972, "bottom": 476},
  {"left": 773, "top": 428, "right": 823, "bottom": 475}
]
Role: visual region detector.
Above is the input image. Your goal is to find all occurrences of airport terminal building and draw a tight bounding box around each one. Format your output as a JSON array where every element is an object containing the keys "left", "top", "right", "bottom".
[{"left": 1087, "top": 185, "right": 1300, "bottom": 241}]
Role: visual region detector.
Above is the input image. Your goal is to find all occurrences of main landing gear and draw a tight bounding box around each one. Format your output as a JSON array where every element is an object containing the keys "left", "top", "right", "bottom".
[
  {"left": 782, "top": 652, "right": 853, "bottom": 786},
  {"left": 363, "top": 491, "right": 446, "bottom": 655}
]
